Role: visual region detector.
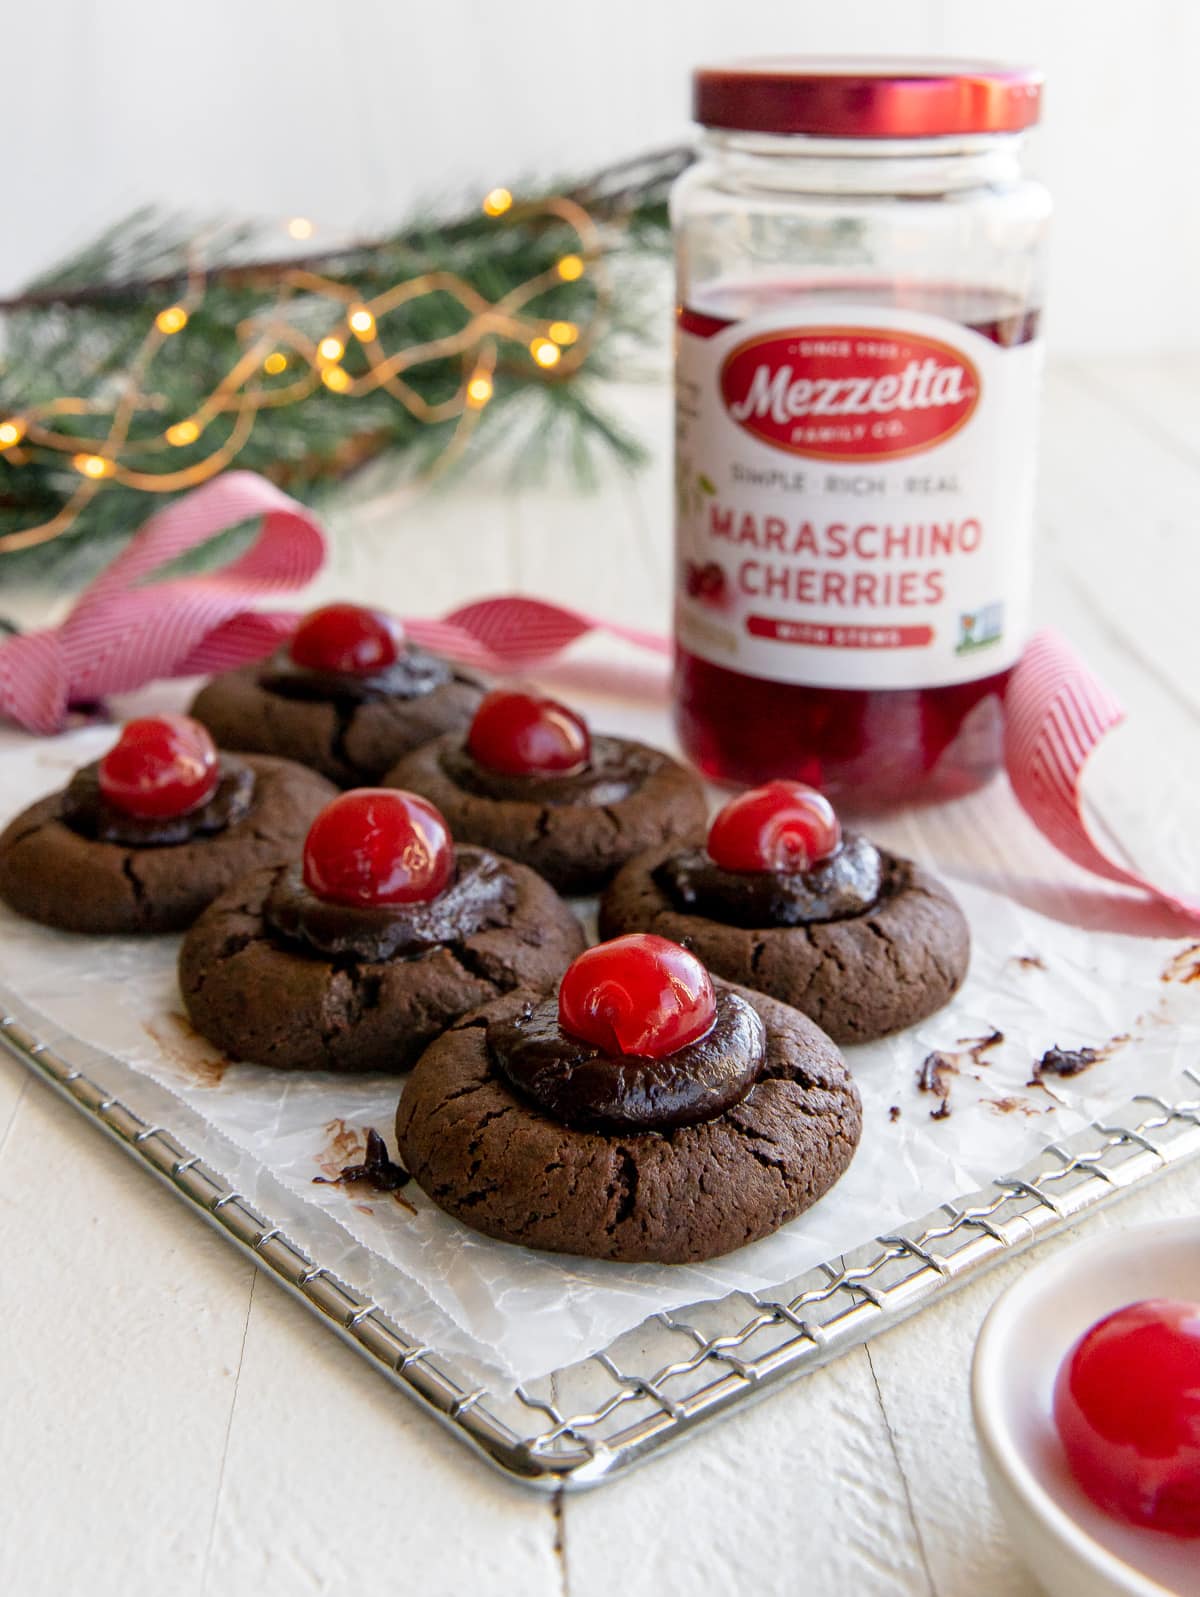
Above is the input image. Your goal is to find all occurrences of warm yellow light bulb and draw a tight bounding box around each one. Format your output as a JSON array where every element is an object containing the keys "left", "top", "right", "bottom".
[
  {"left": 548, "top": 320, "right": 579, "bottom": 345},
  {"left": 556, "top": 254, "right": 584, "bottom": 282},
  {"left": 155, "top": 305, "right": 189, "bottom": 335},
  {"left": 166, "top": 419, "right": 200, "bottom": 447},
  {"left": 74, "top": 453, "right": 113, "bottom": 478},
  {"left": 263, "top": 351, "right": 288, "bottom": 375},
  {"left": 466, "top": 373, "right": 494, "bottom": 408},
  {"left": 318, "top": 336, "right": 345, "bottom": 362},
  {"left": 530, "top": 338, "right": 562, "bottom": 368},
  {"left": 482, "top": 187, "right": 513, "bottom": 217},
  {"left": 287, "top": 216, "right": 315, "bottom": 240},
  {"left": 348, "top": 306, "right": 376, "bottom": 338},
  {"left": 322, "top": 366, "right": 350, "bottom": 392},
  {"left": 0, "top": 419, "right": 24, "bottom": 448}
]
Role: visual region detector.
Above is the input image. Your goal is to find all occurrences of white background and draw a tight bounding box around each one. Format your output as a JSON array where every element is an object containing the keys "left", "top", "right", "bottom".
[{"left": 5, "top": 0, "right": 1198, "bottom": 354}]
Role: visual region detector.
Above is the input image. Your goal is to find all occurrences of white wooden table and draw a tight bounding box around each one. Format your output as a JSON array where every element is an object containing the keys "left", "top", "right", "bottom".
[{"left": 1, "top": 359, "right": 1198, "bottom": 1596}]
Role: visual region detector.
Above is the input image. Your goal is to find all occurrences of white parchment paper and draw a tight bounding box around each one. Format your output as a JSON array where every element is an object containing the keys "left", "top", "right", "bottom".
[{"left": 2, "top": 726, "right": 1198, "bottom": 1390}]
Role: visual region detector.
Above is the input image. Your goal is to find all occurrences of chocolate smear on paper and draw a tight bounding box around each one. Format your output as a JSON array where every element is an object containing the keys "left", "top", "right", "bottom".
[
  {"left": 1162, "top": 943, "right": 1200, "bottom": 985},
  {"left": 142, "top": 1011, "right": 229, "bottom": 1088},
  {"left": 918, "top": 1029, "right": 1005, "bottom": 1120},
  {"left": 985, "top": 1095, "right": 1046, "bottom": 1119}
]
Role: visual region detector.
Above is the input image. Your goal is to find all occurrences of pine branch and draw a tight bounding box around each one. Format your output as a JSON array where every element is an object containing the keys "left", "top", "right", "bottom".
[{"left": 0, "top": 147, "right": 691, "bottom": 577}]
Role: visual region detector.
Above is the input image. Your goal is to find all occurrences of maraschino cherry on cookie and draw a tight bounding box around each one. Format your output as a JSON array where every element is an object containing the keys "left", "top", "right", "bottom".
[
  {"left": 98, "top": 714, "right": 220, "bottom": 819},
  {"left": 467, "top": 689, "right": 590, "bottom": 778},
  {"left": 0, "top": 718, "right": 334, "bottom": 935},
  {"left": 288, "top": 603, "right": 405, "bottom": 677},
  {"left": 601, "top": 778, "right": 971, "bottom": 1045},
  {"left": 558, "top": 932, "right": 717, "bottom": 1058},
  {"left": 396, "top": 928, "right": 863, "bottom": 1263},
  {"left": 706, "top": 779, "right": 841, "bottom": 875},
  {"left": 384, "top": 687, "right": 708, "bottom": 895},
  {"left": 177, "top": 781, "right": 586, "bottom": 1075},
  {"left": 301, "top": 788, "right": 454, "bottom": 907},
  {"left": 188, "top": 598, "right": 486, "bottom": 787}
]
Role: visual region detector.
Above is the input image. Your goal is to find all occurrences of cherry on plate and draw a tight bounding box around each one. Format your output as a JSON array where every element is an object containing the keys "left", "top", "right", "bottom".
[
  {"left": 1053, "top": 1297, "right": 1200, "bottom": 1537},
  {"left": 467, "top": 689, "right": 590, "bottom": 777},
  {"left": 289, "top": 602, "right": 404, "bottom": 677},
  {"left": 302, "top": 789, "right": 453, "bottom": 907},
  {"left": 558, "top": 933, "right": 717, "bottom": 1059},
  {"left": 707, "top": 779, "right": 841, "bottom": 874},
  {"left": 98, "top": 715, "right": 220, "bottom": 819}
]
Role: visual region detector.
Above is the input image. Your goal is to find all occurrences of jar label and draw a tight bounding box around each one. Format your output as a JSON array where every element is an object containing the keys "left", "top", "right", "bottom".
[{"left": 675, "top": 306, "right": 1044, "bottom": 690}]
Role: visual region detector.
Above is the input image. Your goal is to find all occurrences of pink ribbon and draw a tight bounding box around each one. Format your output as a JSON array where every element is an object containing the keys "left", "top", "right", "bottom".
[
  {"left": 406, "top": 596, "right": 670, "bottom": 673},
  {"left": 0, "top": 471, "right": 1193, "bottom": 923},
  {"left": 0, "top": 472, "right": 327, "bottom": 735},
  {"left": 1004, "top": 632, "right": 1200, "bottom": 921}
]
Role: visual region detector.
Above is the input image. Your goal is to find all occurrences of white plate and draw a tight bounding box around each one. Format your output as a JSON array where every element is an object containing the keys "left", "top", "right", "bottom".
[{"left": 972, "top": 1218, "right": 1200, "bottom": 1597}]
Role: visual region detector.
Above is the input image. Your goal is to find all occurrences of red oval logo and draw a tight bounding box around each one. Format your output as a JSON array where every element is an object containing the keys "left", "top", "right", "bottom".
[{"left": 719, "top": 326, "right": 980, "bottom": 461}]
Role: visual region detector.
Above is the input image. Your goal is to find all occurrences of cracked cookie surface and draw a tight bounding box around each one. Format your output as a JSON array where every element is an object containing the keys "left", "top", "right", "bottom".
[
  {"left": 395, "top": 981, "right": 862, "bottom": 1264},
  {"left": 0, "top": 755, "right": 335, "bottom": 934},
  {"left": 383, "top": 733, "right": 708, "bottom": 895},
  {"left": 178, "top": 847, "right": 586, "bottom": 1073},
  {"left": 188, "top": 656, "right": 485, "bottom": 787},
  {"left": 599, "top": 841, "right": 970, "bottom": 1045}
]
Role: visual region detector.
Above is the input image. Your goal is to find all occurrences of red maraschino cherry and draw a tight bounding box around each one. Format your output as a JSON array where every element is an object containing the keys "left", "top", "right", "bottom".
[
  {"left": 467, "top": 689, "right": 590, "bottom": 777},
  {"left": 558, "top": 934, "right": 717, "bottom": 1059},
  {"left": 302, "top": 789, "right": 453, "bottom": 907},
  {"left": 289, "top": 602, "right": 404, "bottom": 676},
  {"left": 1053, "top": 1298, "right": 1200, "bottom": 1537},
  {"left": 98, "top": 715, "right": 220, "bottom": 819},
  {"left": 707, "top": 780, "right": 841, "bottom": 874}
]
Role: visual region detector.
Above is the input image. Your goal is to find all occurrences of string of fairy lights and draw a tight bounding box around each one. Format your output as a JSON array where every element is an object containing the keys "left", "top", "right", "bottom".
[{"left": 0, "top": 189, "right": 605, "bottom": 555}]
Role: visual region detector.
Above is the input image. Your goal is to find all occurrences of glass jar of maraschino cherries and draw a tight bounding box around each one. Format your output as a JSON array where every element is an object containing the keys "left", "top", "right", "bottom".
[{"left": 672, "top": 59, "right": 1051, "bottom": 807}]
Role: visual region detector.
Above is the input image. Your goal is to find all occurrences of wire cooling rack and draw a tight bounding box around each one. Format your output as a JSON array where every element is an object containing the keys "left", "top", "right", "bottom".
[{"left": 3, "top": 980, "right": 1198, "bottom": 1490}]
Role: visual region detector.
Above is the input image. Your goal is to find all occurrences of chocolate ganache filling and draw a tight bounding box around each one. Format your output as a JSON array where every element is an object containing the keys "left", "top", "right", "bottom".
[
  {"left": 656, "top": 832, "right": 883, "bottom": 928},
  {"left": 263, "top": 846, "right": 516, "bottom": 960},
  {"left": 60, "top": 758, "right": 255, "bottom": 847},
  {"left": 258, "top": 644, "right": 458, "bottom": 705},
  {"left": 489, "top": 988, "right": 767, "bottom": 1133},
  {"left": 441, "top": 734, "right": 653, "bottom": 807}
]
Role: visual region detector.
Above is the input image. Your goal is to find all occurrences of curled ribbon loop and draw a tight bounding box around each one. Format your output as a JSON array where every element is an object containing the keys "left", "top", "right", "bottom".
[
  {"left": 0, "top": 472, "right": 327, "bottom": 735},
  {"left": 1005, "top": 631, "right": 1200, "bottom": 922}
]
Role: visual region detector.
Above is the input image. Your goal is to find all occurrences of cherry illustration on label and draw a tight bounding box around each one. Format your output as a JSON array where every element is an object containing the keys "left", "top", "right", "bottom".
[
  {"left": 558, "top": 934, "right": 717, "bottom": 1060},
  {"left": 99, "top": 715, "right": 220, "bottom": 819},
  {"left": 302, "top": 789, "right": 453, "bottom": 907},
  {"left": 467, "top": 689, "right": 591, "bottom": 777},
  {"left": 289, "top": 603, "right": 405, "bottom": 677},
  {"left": 684, "top": 559, "right": 730, "bottom": 609}
]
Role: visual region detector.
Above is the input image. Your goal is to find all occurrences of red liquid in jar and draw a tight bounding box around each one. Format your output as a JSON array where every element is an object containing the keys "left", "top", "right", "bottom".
[{"left": 674, "top": 282, "right": 1042, "bottom": 809}]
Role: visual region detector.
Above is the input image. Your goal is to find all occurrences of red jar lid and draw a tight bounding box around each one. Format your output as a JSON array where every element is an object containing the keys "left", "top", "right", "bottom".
[{"left": 694, "top": 58, "right": 1043, "bottom": 138}]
